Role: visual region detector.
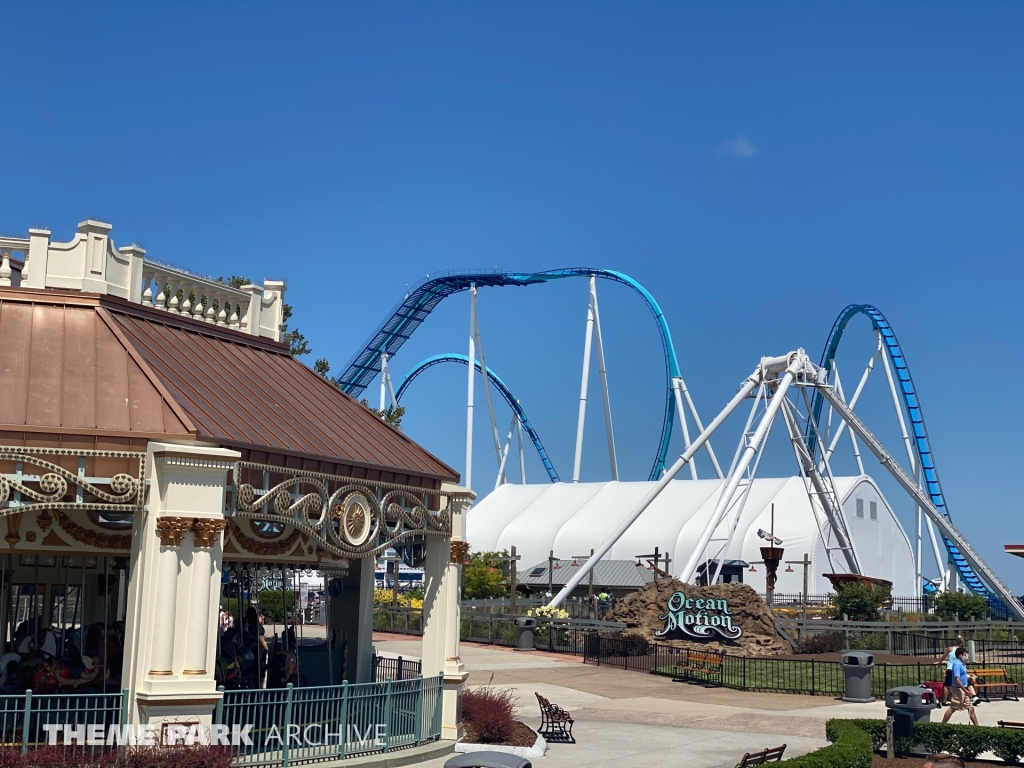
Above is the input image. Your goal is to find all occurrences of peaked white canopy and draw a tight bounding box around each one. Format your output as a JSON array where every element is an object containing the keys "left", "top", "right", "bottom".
[{"left": 467, "top": 476, "right": 916, "bottom": 597}]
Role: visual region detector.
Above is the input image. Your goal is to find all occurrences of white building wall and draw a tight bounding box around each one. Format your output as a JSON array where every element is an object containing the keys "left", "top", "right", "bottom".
[{"left": 468, "top": 475, "right": 918, "bottom": 597}]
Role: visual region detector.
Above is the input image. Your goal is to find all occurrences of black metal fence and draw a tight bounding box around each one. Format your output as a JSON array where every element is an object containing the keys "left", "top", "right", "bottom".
[
  {"left": 371, "top": 653, "right": 422, "bottom": 681},
  {"left": 581, "top": 632, "right": 1024, "bottom": 697}
]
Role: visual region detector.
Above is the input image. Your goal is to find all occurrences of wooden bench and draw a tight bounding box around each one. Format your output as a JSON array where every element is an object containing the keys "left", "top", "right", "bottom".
[
  {"left": 972, "top": 668, "right": 1020, "bottom": 702},
  {"left": 672, "top": 650, "right": 726, "bottom": 687},
  {"left": 998, "top": 721, "right": 1024, "bottom": 729},
  {"left": 536, "top": 692, "right": 575, "bottom": 743},
  {"left": 735, "top": 745, "right": 787, "bottom": 766}
]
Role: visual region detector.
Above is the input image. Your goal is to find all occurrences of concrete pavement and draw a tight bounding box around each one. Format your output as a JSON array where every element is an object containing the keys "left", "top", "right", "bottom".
[{"left": 373, "top": 633, "right": 1024, "bottom": 766}]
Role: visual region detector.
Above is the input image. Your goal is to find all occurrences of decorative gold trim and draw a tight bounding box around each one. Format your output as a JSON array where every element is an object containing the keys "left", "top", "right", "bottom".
[
  {"left": 450, "top": 541, "right": 469, "bottom": 564},
  {"left": 182, "top": 669, "right": 207, "bottom": 675},
  {"left": 155, "top": 517, "right": 193, "bottom": 546},
  {"left": 228, "top": 519, "right": 301, "bottom": 556},
  {"left": 37, "top": 510, "right": 53, "bottom": 533},
  {"left": 54, "top": 510, "right": 131, "bottom": 550},
  {"left": 148, "top": 670, "right": 173, "bottom": 676},
  {"left": 192, "top": 518, "right": 227, "bottom": 548},
  {"left": 6, "top": 512, "right": 21, "bottom": 548}
]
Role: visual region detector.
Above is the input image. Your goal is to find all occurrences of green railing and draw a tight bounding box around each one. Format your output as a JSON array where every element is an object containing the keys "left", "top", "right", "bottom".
[
  {"left": 215, "top": 675, "right": 444, "bottom": 767},
  {"left": 0, "top": 689, "right": 126, "bottom": 754}
]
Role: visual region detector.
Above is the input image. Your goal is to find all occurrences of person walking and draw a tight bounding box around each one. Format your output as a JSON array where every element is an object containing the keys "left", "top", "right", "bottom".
[
  {"left": 941, "top": 647, "right": 979, "bottom": 726},
  {"left": 933, "top": 636, "right": 964, "bottom": 705}
]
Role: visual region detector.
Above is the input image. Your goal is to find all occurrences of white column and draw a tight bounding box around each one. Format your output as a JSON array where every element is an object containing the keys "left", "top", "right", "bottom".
[
  {"left": 421, "top": 485, "right": 473, "bottom": 740},
  {"left": 573, "top": 290, "right": 596, "bottom": 482},
  {"left": 122, "top": 442, "right": 238, "bottom": 728},
  {"left": 465, "top": 286, "right": 477, "bottom": 491}
]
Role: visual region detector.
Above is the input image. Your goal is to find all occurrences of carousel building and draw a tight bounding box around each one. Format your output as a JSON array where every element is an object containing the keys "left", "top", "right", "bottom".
[{"left": 0, "top": 220, "right": 470, "bottom": 753}]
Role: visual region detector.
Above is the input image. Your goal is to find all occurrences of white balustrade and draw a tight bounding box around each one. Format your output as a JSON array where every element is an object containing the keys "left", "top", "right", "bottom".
[{"left": 2, "top": 221, "right": 285, "bottom": 342}]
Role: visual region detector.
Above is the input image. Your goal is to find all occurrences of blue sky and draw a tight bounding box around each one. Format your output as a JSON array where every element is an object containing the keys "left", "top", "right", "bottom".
[{"left": 2, "top": 2, "right": 1023, "bottom": 589}]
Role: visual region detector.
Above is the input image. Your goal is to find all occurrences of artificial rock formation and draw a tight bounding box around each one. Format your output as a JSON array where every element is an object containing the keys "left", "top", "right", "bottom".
[{"left": 604, "top": 579, "right": 790, "bottom": 657}]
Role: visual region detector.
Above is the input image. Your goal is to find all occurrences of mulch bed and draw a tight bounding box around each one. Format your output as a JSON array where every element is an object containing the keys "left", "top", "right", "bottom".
[
  {"left": 872, "top": 755, "right": 1003, "bottom": 766},
  {"left": 462, "top": 720, "right": 538, "bottom": 748}
]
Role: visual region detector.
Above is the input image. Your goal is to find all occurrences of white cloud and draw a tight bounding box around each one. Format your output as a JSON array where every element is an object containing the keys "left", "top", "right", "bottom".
[{"left": 719, "top": 136, "right": 760, "bottom": 159}]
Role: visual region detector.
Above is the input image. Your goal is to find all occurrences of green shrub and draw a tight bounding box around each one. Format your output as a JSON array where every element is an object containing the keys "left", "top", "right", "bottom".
[
  {"left": 831, "top": 582, "right": 891, "bottom": 621},
  {"left": 257, "top": 590, "right": 296, "bottom": 622},
  {"left": 777, "top": 720, "right": 872, "bottom": 767},
  {"left": 933, "top": 591, "right": 989, "bottom": 621},
  {"left": 796, "top": 631, "right": 845, "bottom": 654},
  {"left": 828, "top": 718, "right": 1024, "bottom": 764}
]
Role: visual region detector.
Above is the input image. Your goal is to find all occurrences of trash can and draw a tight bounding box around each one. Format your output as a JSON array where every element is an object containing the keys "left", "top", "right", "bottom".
[
  {"left": 885, "top": 686, "right": 937, "bottom": 725},
  {"left": 513, "top": 617, "right": 536, "bottom": 651},
  {"left": 840, "top": 651, "right": 875, "bottom": 703},
  {"left": 885, "top": 686, "right": 937, "bottom": 756}
]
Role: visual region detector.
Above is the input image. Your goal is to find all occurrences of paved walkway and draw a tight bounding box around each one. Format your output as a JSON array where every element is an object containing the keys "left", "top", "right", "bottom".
[{"left": 374, "top": 633, "right": 1024, "bottom": 767}]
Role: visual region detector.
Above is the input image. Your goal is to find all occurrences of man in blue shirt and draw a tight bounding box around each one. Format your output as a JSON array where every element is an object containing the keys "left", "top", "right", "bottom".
[{"left": 941, "top": 647, "right": 979, "bottom": 725}]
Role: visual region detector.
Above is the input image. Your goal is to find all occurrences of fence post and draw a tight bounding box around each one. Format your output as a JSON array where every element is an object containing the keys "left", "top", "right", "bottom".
[
  {"left": 383, "top": 679, "right": 393, "bottom": 753},
  {"left": 397, "top": 656, "right": 403, "bottom": 681},
  {"left": 215, "top": 685, "right": 225, "bottom": 725},
  {"left": 20, "top": 689, "right": 32, "bottom": 754},
  {"left": 282, "top": 683, "right": 294, "bottom": 768},
  {"left": 339, "top": 680, "right": 349, "bottom": 759},
  {"left": 371, "top": 652, "right": 377, "bottom": 682},
  {"left": 414, "top": 673, "right": 424, "bottom": 746},
  {"left": 743, "top": 657, "right": 747, "bottom": 690},
  {"left": 121, "top": 687, "right": 131, "bottom": 728},
  {"left": 811, "top": 660, "right": 815, "bottom": 695}
]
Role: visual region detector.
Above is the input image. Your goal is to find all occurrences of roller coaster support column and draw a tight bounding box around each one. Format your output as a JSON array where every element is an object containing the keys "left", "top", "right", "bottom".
[
  {"left": 672, "top": 379, "right": 698, "bottom": 480},
  {"left": 547, "top": 362, "right": 763, "bottom": 608},
  {"left": 878, "top": 333, "right": 946, "bottom": 586},
  {"left": 680, "top": 352, "right": 806, "bottom": 584},
  {"left": 573, "top": 282, "right": 596, "bottom": 482},
  {"left": 590, "top": 276, "right": 618, "bottom": 481},
  {"left": 675, "top": 377, "right": 724, "bottom": 479},
  {"left": 465, "top": 285, "right": 477, "bottom": 491}
]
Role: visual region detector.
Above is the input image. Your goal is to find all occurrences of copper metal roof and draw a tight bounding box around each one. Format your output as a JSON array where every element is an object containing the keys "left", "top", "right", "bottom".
[{"left": 0, "top": 287, "right": 459, "bottom": 484}]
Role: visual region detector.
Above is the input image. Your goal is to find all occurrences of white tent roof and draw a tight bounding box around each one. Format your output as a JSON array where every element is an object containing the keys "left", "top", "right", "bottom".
[{"left": 466, "top": 476, "right": 916, "bottom": 597}]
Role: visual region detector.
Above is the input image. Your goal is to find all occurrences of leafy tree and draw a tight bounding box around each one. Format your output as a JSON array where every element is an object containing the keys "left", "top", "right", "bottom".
[
  {"left": 830, "top": 581, "right": 891, "bottom": 621},
  {"left": 314, "top": 358, "right": 332, "bottom": 377},
  {"left": 463, "top": 550, "right": 510, "bottom": 599},
  {"left": 933, "top": 591, "right": 989, "bottom": 621},
  {"left": 359, "top": 399, "right": 406, "bottom": 428}
]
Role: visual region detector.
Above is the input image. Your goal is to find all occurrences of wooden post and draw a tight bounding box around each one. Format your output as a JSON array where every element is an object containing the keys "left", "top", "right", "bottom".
[
  {"left": 509, "top": 546, "right": 520, "bottom": 616},
  {"left": 784, "top": 553, "right": 812, "bottom": 641}
]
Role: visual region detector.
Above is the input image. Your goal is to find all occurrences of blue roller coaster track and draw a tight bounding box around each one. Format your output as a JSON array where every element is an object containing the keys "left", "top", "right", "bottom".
[
  {"left": 809, "top": 304, "right": 992, "bottom": 602},
  {"left": 394, "top": 354, "right": 560, "bottom": 483},
  {"left": 338, "top": 268, "right": 684, "bottom": 480}
]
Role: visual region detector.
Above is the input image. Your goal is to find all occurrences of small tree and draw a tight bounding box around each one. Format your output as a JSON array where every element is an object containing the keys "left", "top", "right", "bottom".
[
  {"left": 933, "top": 591, "right": 989, "bottom": 621},
  {"left": 463, "top": 551, "right": 510, "bottom": 599},
  {"left": 830, "top": 581, "right": 891, "bottom": 621}
]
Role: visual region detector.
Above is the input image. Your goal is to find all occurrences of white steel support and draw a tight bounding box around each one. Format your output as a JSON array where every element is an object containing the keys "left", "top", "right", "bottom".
[
  {"left": 679, "top": 356, "right": 804, "bottom": 584},
  {"left": 572, "top": 285, "right": 597, "bottom": 483},
  {"left": 672, "top": 378, "right": 698, "bottom": 480},
  {"left": 781, "top": 398, "right": 861, "bottom": 574},
  {"left": 821, "top": 342, "right": 880, "bottom": 468},
  {"left": 472, "top": 314, "right": 504, "bottom": 469},
  {"left": 495, "top": 413, "right": 518, "bottom": 491},
  {"left": 547, "top": 366, "right": 763, "bottom": 607},
  {"left": 819, "top": 386, "right": 1024, "bottom": 620},
  {"left": 379, "top": 352, "right": 388, "bottom": 412},
  {"left": 517, "top": 416, "right": 526, "bottom": 484},
  {"left": 465, "top": 286, "right": 477, "bottom": 491},
  {"left": 916, "top": 507, "right": 923, "bottom": 597},
  {"left": 676, "top": 377, "right": 724, "bottom": 478},
  {"left": 832, "top": 365, "right": 865, "bottom": 475},
  {"left": 879, "top": 337, "right": 947, "bottom": 582},
  {"left": 589, "top": 276, "right": 619, "bottom": 481}
]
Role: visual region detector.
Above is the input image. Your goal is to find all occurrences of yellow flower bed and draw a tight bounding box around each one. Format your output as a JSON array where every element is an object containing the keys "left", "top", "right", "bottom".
[{"left": 374, "top": 589, "right": 423, "bottom": 609}]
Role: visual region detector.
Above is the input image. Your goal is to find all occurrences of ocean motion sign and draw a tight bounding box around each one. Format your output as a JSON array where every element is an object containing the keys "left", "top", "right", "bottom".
[{"left": 655, "top": 590, "right": 742, "bottom": 640}]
